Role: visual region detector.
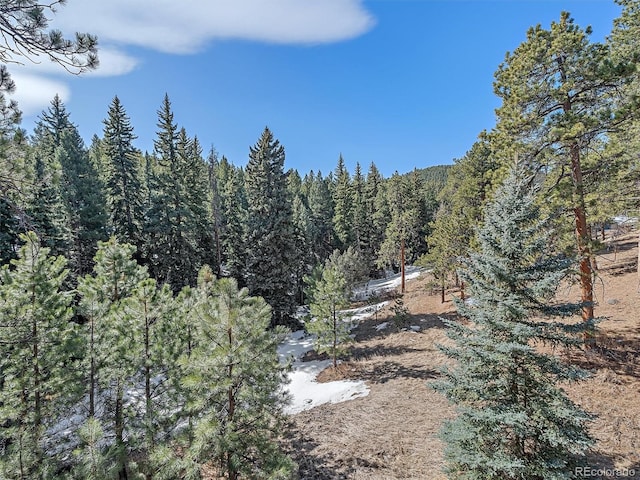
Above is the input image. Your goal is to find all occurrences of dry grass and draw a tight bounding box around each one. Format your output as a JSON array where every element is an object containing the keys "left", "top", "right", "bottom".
[{"left": 283, "top": 232, "right": 640, "bottom": 479}]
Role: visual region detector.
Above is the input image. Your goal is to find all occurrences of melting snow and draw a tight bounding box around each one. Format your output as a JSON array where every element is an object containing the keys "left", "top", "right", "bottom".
[
  {"left": 280, "top": 298, "right": 395, "bottom": 414},
  {"left": 278, "top": 330, "right": 369, "bottom": 415}
]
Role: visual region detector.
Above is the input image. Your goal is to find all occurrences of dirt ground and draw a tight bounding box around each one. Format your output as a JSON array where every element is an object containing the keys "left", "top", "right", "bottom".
[{"left": 283, "top": 231, "right": 640, "bottom": 480}]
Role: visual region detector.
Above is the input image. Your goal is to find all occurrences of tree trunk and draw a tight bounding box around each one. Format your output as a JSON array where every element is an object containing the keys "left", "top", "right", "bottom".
[
  {"left": 569, "top": 142, "right": 596, "bottom": 347},
  {"left": 332, "top": 308, "right": 338, "bottom": 369},
  {"left": 400, "top": 237, "right": 406, "bottom": 294},
  {"left": 227, "top": 325, "right": 237, "bottom": 480},
  {"left": 115, "top": 381, "right": 128, "bottom": 480},
  {"left": 89, "top": 316, "right": 95, "bottom": 417}
]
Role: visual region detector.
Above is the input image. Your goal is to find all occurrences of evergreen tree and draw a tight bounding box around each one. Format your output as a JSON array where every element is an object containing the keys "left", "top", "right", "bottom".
[
  {"left": 154, "top": 273, "right": 293, "bottom": 480},
  {"left": 351, "top": 163, "right": 374, "bottom": 263},
  {"left": 244, "top": 127, "right": 297, "bottom": 327},
  {"left": 124, "top": 275, "right": 175, "bottom": 476},
  {"left": 493, "top": 12, "right": 637, "bottom": 343},
  {"left": 102, "top": 96, "right": 145, "bottom": 252},
  {"left": 377, "top": 171, "right": 425, "bottom": 291},
  {"left": 207, "top": 148, "right": 223, "bottom": 276},
  {"left": 305, "top": 262, "right": 351, "bottom": 369},
  {"left": 425, "top": 140, "right": 499, "bottom": 298},
  {"left": 332, "top": 154, "right": 353, "bottom": 249},
  {"left": 217, "top": 157, "right": 247, "bottom": 281},
  {"left": 56, "top": 126, "right": 108, "bottom": 277},
  {"left": 433, "top": 168, "right": 593, "bottom": 479},
  {"left": 288, "top": 169, "right": 314, "bottom": 303},
  {"left": 306, "top": 170, "right": 335, "bottom": 263},
  {"left": 366, "top": 162, "right": 389, "bottom": 275},
  {"left": 146, "top": 96, "right": 208, "bottom": 289},
  {"left": 28, "top": 95, "right": 108, "bottom": 279},
  {"left": 0, "top": 232, "right": 79, "bottom": 477},
  {"left": 0, "top": 95, "right": 26, "bottom": 264},
  {"left": 182, "top": 135, "right": 214, "bottom": 271},
  {"left": 77, "top": 239, "right": 147, "bottom": 478}
]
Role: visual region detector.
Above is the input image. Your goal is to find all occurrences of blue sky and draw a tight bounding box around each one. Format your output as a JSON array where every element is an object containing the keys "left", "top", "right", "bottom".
[{"left": 9, "top": 0, "right": 622, "bottom": 177}]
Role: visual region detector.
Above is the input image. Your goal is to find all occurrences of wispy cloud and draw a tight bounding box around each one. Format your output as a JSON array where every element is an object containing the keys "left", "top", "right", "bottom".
[
  {"left": 11, "top": 1, "right": 375, "bottom": 119},
  {"left": 9, "top": 73, "right": 71, "bottom": 116},
  {"left": 52, "top": 0, "right": 376, "bottom": 53}
]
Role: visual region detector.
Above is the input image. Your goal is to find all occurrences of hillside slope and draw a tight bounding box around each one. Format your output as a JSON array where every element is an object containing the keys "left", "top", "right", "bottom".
[{"left": 285, "top": 232, "right": 640, "bottom": 480}]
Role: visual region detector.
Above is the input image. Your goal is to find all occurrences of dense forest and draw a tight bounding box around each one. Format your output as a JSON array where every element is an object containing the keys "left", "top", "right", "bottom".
[{"left": 1, "top": 0, "right": 640, "bottom": 478}]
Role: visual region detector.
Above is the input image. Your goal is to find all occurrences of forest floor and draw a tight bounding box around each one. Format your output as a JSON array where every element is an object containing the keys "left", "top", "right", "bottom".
[{"left": 283, "top": 230, "right": 640, "bottom": 480}]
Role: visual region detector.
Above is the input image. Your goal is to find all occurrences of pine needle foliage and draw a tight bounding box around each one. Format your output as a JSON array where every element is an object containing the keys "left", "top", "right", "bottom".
[
  {"left": 154, "top": 270, "right": 293, "bottom": 480},
  {"left": 0, "top": 232, "right": 78, "bottom": 478},
  {"left": 433, "top": 168, "right": 595, "bottom": 480},
  {"left": 305, "top": 263, "right": 352, "bottom": 369}
]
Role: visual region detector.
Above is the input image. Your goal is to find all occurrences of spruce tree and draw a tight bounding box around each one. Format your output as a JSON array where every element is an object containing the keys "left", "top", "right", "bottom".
[
  {"left": 433, "top": 168, "right": 593, "bottom": 480},
  {"left": 332, "top": 154, "right": 353, "bottom": 250},
  {"left": 146, "top": 96, "right": 209, "bottom": 289},
  {"left": 306, "top": 170, "right": 335, "bottom": 264},
  {"left": 28, "top": 95, "right": 108, "bottom": 279},
  {"left": 217, "top": 157, "right": 247, "bottom": 282},
  {"left": 101, "top": 96, "right": 145, "bottom": 252},
  {"left": 364, "top": 162, "right": 387, "bottom": 275},
  {"left": 351, "top": 162, "right": 372, "bottom": 257},
  {"left": 0, "top": 96, "right": 26, "bottom": 264},
  {"left": 56, "top": 126, "right": 108, "bottom": 277},
  {"left": 244, "top": 127, "right": 297, "bottom": 327}
]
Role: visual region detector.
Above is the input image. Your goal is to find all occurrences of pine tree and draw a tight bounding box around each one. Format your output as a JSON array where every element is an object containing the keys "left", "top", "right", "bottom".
[
  {"left": 493, "top": 12, "right": 637, "bottom": 344},
  {"left": 77, "top": 238, "right": 147, "bottom": 478},
  {"left": 425, "top": 140, "right": 499, "bottom": 299},
  {"left": 155, "top": 273, "right": 293, "bottom": 480},
  {"left": 217, "top": 157, "right": 247, "bottom": 281},
  {"left": 306, "top": 170, "right": 335, "bottom": 264},
  {"left": 244, "top": 127, "right": 297, "bottom": 327},
  {"left": 0, "top": 232, "right": 79, "bottom": 477},
  {"left": 101, "top": 96, "right": 145, "bottom": 252},
  {"left": 124, "top": 275, "right": 175, "bottom": 476},
  {"left": 332, "top": 154, "right": 353, "bottom": 249},
  {"left": 377, "top": 172, "right": 424, "bottom": 292},
  {"left": 305, "top": 260, "right": 352, "bottom": 369},
  {"left": 146, "top": 96, "right": 209, "bottom": 289},
  {"left": 56, "top": 126, "right": 108, "bottom": 277},
  {"left": 433, "top": 168, "right": 594, "bottom": 479}
]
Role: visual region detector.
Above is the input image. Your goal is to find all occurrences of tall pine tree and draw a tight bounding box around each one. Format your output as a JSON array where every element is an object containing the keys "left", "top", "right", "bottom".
[
  {"left": 244, "top": 127, "right": 297, "bottom": 327},
  {"left": 434, "top": 168, "right": 593, "bottom": 479},
  {"left": 101, "top": 96, "right": 145, "bottom": 253}
]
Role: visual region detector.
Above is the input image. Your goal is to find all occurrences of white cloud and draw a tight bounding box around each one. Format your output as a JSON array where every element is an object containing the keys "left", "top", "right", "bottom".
[
  {"left": 6, "top": 48, "right": 138, "bottom": 78},
  {"left": 8, "top": 73, "right": 70, "bottom": 116},
  {"left": 51, "top": 0, "right": 376, "bottom": 53},
  {"left": 10, "top": 0, "right": 374, "bottom": 120},
  {"left": 5, "top": 48, "right": 137, "bottom": 117},
  {"left": 83, "top": 48, "right": 139, "bottom": 77}
]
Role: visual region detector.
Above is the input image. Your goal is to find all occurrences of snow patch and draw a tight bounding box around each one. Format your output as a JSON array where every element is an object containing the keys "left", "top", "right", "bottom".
[
  {"left": 278, "top": 330, "right": 369, "bottom": 415},
  {"left": 352, "top": 266, "right": 423, "bottom": 300},
  {"left": 375, "top": 321, "right": 390, "bottom": 331}
]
